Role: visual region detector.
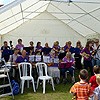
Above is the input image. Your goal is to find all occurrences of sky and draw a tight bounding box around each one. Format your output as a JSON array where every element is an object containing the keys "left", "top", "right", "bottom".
[{"left": 0, "top": 0, "right": 14, "bottom": 5}]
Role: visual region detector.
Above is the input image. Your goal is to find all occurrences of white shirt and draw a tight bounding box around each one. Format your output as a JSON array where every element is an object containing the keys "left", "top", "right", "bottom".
[{"left": 9, "top": 54, "right": 20, "bottom": 62}]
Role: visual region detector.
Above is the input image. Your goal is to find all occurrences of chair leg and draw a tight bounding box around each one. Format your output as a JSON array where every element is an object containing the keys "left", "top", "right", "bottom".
[
  {"left": 72, "top": 70, "right": 75, "bottom": 83},
  {"left": 51, "top": 78, "right": 55, "bottom": 91},
  {"left": 13, "top": 68, "right": 15, "bottom": 77},
  {"left": 27, "top": 80, "right": 29, "bottom": 88},
  {"left": 43, "top": 79, "right": 46, "bottom": 94},
  {"left": 7, "top": 72, "right": 14, "bottom": 99},
  {"left": 21, "top": 80, "right": 25, "bottom": 94},
  {"left": 72, "top": 76, "right": 75, "bottom": 83},
  {"left": 37, "top": 78, "right": 39, "bottom": 89},
  {"left": 32, "top": 79, "right": 36, "bottom": 92}
]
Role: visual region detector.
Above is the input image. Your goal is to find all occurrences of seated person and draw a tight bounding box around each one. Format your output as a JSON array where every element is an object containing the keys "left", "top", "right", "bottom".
[
  {"left": 9, "top": 48, "right": 20, "bottom": 64},
  {"left": 16, "top": 50, "right": 37, "bottom": 82},
  {"left": 59, "top": 52, "right": 75, "bottom": 83},
  {"left": 15, "top": 50, "right": 29, "bottom": 66},
  {"left": 9, "top": 48, "right": 19, "bottom": 79},
  {"left": 14, "top": 50, "right": 29, "bottom": 81}
]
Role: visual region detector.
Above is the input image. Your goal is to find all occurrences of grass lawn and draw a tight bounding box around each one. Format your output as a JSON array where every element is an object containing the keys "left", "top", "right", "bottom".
[
  {"left": 0, "top": 69, "right": 83, "bottom": 100},
  {"left": 0, "top": 82, "right": 74, "bottom": 100}
]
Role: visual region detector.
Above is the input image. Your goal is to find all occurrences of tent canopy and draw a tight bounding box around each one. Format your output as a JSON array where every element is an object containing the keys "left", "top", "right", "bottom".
[{"left": 0, "top": 0, "right": 100, "bottom": 36}]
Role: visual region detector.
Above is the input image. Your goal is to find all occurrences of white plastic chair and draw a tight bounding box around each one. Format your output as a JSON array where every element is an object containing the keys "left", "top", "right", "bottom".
[
  {"left": 36, "top": 62, "right": 55, "bottom": 94},
  {"left": 18, "top": 62, "right": 36, "bottom": 94}
]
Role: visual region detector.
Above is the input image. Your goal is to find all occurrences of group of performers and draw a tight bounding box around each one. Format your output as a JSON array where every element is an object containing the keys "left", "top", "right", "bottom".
[{"left": 0, "top": 38, "right": 100, "bottom": 82}]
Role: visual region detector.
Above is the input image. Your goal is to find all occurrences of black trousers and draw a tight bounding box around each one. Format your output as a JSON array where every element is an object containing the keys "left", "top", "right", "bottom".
[{"left": 74, "top": 54, "right": 82, "bottom": 70}]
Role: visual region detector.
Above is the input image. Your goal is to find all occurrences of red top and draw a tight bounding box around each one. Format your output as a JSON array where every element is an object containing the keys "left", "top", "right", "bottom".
[{"left": 89, "top": 75, "right": 98, "bottom": 91}]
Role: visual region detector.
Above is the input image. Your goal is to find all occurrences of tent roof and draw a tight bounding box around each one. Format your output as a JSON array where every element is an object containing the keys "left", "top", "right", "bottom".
[{"left": 0, "top": 0, "right": 100, "bottom": 36}]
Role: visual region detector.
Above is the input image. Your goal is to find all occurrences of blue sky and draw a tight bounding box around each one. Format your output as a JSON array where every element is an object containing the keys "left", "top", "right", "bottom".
[{"left": 0, "top": 0, "right": 14, "bottom": 5}]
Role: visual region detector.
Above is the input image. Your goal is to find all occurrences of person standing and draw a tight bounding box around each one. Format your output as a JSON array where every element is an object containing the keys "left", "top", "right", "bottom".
[
  {"left": 92, "top": 39, "right": 100, "bottom": 66},
  {"left": 15, "top": 39, "right": 24, "bottom": 52},
  {"left": 74, "top": 41, "right": 83, "bottom": 70},
  {"left": 28, "top": 41, "right": 34, "bottom": 55},
  {"left": 42, "top": 43, "right": 51, "bottom": 56},
  {"left": 1, "top": 41, "right": 10, "bottom": 62},
  {"left": 70, "top": 69, "right": 93, "bottom": 100},
  {"left": 35, "top": 42, "right": 42, "bottom": 55},
  {"left": 94, "top": 74, "right": 100, "bottom": 100},
  {"left": 81, "top": 41, "right": 94, "bottom": 75}
]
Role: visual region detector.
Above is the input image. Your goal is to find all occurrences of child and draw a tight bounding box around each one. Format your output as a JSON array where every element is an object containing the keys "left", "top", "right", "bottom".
[
  {"left": 70, "top": 69, "right": 93, "bottom": 100},
  {"left": 94, "top": 74, "right": 100, "bottom": 100},
  {"left": 89, "top": 65, "right": 100, "bottom": 91}
]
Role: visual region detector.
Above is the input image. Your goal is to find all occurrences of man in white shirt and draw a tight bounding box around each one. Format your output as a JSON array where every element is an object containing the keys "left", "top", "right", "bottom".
[{"left": 9, "top": 48, "right": 20, "bottom": 63}]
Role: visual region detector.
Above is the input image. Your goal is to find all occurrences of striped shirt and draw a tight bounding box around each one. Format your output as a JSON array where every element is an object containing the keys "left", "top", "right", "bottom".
[{"left": 70, "top": 82, "right": 93, "bottom": 100}]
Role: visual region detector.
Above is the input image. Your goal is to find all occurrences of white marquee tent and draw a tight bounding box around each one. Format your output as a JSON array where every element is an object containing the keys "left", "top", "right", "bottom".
[{"left": 0, "top": 0, "right": 100, "bottom": 47}]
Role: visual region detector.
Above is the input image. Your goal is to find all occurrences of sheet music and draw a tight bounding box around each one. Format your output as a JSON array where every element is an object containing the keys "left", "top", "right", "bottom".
[
  {"left": 29, "top": 55, "right": 35, "bottom": 62},
  {"left": 54, "top": 58, "right": 59, "bottom": 63},
  {"left": 35, "top": 55, "right": 41, "bottom": 62},
  {"left": 43, "top": 56, "right": 51, "bottom": 63}
]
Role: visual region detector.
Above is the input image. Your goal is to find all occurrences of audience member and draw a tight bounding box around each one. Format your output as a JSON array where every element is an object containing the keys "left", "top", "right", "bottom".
[
  {"left": 70, "top": 69, "right": 93, "bottom": 100},
  {"left": 89, "top": 65, "right": 100, "bottom": 91},
  {"left": 94, "top": 74, "right": 100, "bottom": 100}
]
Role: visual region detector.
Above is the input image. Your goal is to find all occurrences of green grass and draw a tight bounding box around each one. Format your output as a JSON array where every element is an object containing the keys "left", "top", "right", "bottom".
[
  {"left": 0, "top": 70, "right": 81, "bottom": 100},
  {"left": 0, "top": 83, "right": 73, "bottom": 100}
]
